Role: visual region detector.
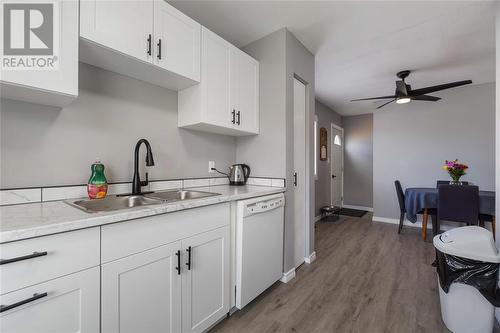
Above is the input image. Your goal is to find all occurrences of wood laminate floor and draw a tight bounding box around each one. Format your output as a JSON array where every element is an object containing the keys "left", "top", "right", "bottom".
[{"left": 211, "top": 213, "right": 448, "bottom": 333}]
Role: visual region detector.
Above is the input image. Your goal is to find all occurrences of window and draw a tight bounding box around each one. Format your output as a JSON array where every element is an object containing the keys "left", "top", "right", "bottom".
[
  {"left": 334, "top": 134, "right": 341, "bottom": 146},
  {"left": 314, "top": 115, "right": 318, "bottom": 179}
]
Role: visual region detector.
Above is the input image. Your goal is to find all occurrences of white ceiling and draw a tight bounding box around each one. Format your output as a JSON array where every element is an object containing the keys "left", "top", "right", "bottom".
[{"left": 170, "top": 1, "right": 496, "bottom": 116}]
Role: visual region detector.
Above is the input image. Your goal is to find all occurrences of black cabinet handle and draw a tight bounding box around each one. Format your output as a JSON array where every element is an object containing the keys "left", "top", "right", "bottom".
[
  {"left": 293, "top": 172, "right": 297, "bottom": 186},
  {"left": 157, "top": 39, "right": 162, "bottom": 60},
  {"left": 186, "top": 246, "right": 192, "bottom": 270},
  {"left": 236, "top": 111, "right": 241, "bottom": 125},
  {"left": 147, "top": 34, "right": 152, "bottom": 56},
  {"left": 175, "top": 250, "right": 181, "bottom": 275},
  {"left": 0, "top": 251, "right": 47, "bottom": 265},
  {"left": 231, "top": 110, "right": 235, "bottom": 124},
  {"left": 0, "top": 292, "right": 48, "bottom": 313}
]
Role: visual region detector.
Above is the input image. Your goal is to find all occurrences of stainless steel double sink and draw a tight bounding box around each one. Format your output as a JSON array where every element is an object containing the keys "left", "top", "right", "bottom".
[{"left": 67, "top": 190, "right": 220, "bottom": 213}]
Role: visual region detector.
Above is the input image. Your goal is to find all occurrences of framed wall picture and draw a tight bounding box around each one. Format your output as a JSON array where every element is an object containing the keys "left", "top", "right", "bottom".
[{"left": 320, "top": 127, "right": 327, "bottom": 161}]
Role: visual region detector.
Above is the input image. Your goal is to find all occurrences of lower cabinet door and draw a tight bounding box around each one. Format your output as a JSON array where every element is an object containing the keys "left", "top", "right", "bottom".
[
  {"left": 101, "top": 241, "right": 182, "bottom": 333},
  {"left": 0, "top": 267, "right": 100, "bottom": 333},
  {"left": 182, "top": 226, "right": 230, "bottom": 333}
]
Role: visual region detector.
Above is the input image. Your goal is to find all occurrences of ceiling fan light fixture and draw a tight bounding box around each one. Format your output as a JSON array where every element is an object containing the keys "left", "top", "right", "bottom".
[{"left": 396, "top": 97, "right": 411, "bottom": 104}]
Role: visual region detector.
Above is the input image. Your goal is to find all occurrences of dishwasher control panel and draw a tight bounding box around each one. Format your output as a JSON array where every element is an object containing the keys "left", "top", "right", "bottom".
[{"left": 245, "top": 197, "right": 284, "bottom": 215}]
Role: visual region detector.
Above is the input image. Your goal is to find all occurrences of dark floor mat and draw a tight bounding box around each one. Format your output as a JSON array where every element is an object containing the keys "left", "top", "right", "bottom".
[{"left": 338, "top": 208, "right": 367, "bottom": 217}]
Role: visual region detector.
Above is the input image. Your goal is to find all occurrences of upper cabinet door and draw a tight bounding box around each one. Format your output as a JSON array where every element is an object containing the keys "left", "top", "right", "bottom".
[
  {"left": 0, "top": 0, "right": 78, "bottom": 106},
  {"left": 181, "top": 226, "right": 229, "bottom": 333},
  {"left": 235, "top": 50, "right": 259, "bottom": 134},
  {"left": 202, "top": 27, "right": 232, "bottom": 128},
  {"left": 154, "top": 1, "right": 200, "bottom": 81},
  {"left": 80, "top": 0, "right": 154, "bottom": 63}
]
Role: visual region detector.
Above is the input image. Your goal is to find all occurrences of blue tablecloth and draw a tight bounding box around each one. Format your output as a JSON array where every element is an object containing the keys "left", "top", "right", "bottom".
[{"left": 405, "top": 187, "right": 495, "bottom": 223}]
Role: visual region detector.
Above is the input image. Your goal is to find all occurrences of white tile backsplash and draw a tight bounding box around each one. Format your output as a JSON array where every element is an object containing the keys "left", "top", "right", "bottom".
[
  {"left": 271, "top": 178, "right": 286, "bottom": 188},
  {"left": 150, "top": 180, "right": 183, "bottom": 192},
  {"left": 183, "top": 178, "right": 210, "bottom": 188},
  {"left": 42, "top": 186, "right": 87, "bottom": 202},
  {"left": 209, "top": 177, "right": 229, "bottom": 186},
  {"left": 107, "top": 183, "right": 132, "bottom": 195},
  {"left": 0, "top": 188, "right": 42, "bottom": 206},
  {"left": 247, "top": 178, "right": 272, "bottom": 187}
]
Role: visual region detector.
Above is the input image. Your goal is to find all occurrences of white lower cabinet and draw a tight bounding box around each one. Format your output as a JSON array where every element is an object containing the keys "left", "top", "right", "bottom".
[
  {"left": 101, "top": 241, "right": 182, "bottom": 333},
  {"left": 0, "top": 267, "right": 100, "bottom": 333},
  {"left": 182, "top": 226, "right": 230, "bottom": 333}
]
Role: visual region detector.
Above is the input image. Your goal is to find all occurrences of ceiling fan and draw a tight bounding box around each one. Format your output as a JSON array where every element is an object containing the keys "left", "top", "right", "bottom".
[{"left": 350, "top": 70, "right": 472, "bottom": 109}]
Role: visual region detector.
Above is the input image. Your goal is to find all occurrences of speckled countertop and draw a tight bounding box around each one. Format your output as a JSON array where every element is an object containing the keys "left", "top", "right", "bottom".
[{"left": 0, "top": 185, "right": 285, "bottom": 243}]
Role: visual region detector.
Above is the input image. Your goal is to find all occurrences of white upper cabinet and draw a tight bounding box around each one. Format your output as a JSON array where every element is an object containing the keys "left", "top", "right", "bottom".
[
  {"left": 80, "top": 0, "right": 154, "bottom": 63},
  {"left": 0, "top": 0, "right": 78, "bottom": 107},
  {"left": 178, "top": 27, "right": 259, "bottom": 136},
  {"left": 154, "top": 1, "right": 200, "bottom": 82},
  {"left": 79, "top": 0, "right": 201, "bottom": 91}
]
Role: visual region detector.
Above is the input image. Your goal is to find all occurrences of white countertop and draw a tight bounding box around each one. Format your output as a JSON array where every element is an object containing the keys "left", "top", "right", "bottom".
[{"left": 0, "top": 185, "right": 285, "bottom": 243}]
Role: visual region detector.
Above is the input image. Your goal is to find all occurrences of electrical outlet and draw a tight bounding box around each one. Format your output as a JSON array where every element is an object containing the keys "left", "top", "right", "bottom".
[{"left": 208, "top": 161, "right": 215, "bottom": 173}]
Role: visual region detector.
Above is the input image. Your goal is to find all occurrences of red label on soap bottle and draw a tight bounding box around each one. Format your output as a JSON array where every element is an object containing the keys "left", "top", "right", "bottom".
[{"left": 87, "top": 184, "right": 108, "bottom": 199}]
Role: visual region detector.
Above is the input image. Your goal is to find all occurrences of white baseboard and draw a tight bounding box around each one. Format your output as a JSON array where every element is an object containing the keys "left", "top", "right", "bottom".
[
  {"left": 372, "top": 216, "right": 457, "bottom": 232},
  {"left": 280, "top": 268, "right": 296, "bottom": 283},
  {"left": 343, "top": 204, "right": 373, "bottom": 212},
  {"left": 314, "top": 215, "right": 322, "bottom": 223},
  {"left": 305, "top": 251, "right": 316, "bottom": 264}
]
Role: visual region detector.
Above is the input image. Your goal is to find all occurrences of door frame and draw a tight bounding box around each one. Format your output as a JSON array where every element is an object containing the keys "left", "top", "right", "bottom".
[{"left": 330, "top": 123, "right": 344, "bottom": 208}]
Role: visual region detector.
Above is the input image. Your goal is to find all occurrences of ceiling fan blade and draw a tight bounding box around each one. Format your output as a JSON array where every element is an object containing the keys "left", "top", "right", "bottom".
[
  {"left": 412, "top": 95, "right": 441, "bottom": 102},
  {"left": 409, "top": 80, "right": 472, "bottom": 96},
  {"left": 376, "top": 99, "right": 396, "bottom": 109},
  {"left": 395, "top": 81, "right": 408, "bottom": 96},
  {"left": 351, "top": 95, "right": 396, "bottom": 102}
]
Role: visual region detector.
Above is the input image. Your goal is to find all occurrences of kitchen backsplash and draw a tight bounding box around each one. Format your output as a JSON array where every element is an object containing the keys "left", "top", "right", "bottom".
[{"left": 0, "top": 177, "right": 286, "bottom": 206}]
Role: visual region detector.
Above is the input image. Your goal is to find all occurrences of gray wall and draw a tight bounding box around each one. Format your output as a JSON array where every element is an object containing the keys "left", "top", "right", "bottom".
[
  {"left": 496, "top": 4, "right": 500, "bottom": 244},
  {"left": 239, "top": 28, "right": 315, "bottom": 272},
  {"left": 343, "top": 114, "right": 373, "bottom": 208},
  {"left": 237, "top": 30, "right": 287, "bottom": 178},
  {"left": 314, "top": 100, "right": 342, "bottom": 216},
  {"left": 373, "top": 83, "right": 495, "bottom": 219},
  {"left": 0, "top": 63, "right": 236, "bottom": 188}
]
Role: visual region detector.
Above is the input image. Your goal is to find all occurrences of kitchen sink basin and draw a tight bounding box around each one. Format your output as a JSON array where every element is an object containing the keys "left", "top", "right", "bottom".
[
  {"left": 67, "top": 190, "right": 220, "bottom": 213},
  {"left": 145, "top": 190, "right": 220, "bottom": 202},
  {"left": 68, "top": 195, "right": 162, "bottom": 213}
]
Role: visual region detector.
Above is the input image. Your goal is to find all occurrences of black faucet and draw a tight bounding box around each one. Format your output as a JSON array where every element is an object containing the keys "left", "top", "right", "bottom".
[{"left": 132, "top": 139, "right": 155, "bottom": 195}]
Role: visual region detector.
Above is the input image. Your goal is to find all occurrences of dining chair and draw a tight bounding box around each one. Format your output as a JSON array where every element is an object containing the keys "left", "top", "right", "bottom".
[
  {"left": 395, "top": 180, "right": 436, "bottom": 239},
  {"left": 479, "top": 214, "right": 496, "bottom": 240},
  {"left": 436, "top": 180, "right": 469, "bottom": 187},
  {"left": 437, "top": 185, "right": 479, "bottom": 230}
]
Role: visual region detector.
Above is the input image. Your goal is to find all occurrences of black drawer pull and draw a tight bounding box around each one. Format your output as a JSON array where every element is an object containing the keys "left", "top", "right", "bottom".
[
  {"left": 236, "top": 111, "right": 241, "bottom": 125},
  {"left": 0, "top": 292, "right": 48, "bottom": 313},
  {"left": 186, "top": 246, "right": 192, "bottom": 270},
  {"left": 231, "top": 109, "right": 235, "bottom": 124},
  {"left": 0, "top": 251, "right": 47, "bottom": 265},
  {"left": 147, "top": 34, "right": 152, "bottom": 56},
  {"left": 157, "top": 39, "right": 162, "bottom": 60},
  {"left": 175, "top": 250, "right": 181, "bottom": 275}
]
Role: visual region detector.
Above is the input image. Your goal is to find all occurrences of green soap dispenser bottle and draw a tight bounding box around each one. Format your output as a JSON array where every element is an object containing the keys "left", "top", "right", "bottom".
[{"left": 87, "top": 160, "right": 108, "bottom": 199}]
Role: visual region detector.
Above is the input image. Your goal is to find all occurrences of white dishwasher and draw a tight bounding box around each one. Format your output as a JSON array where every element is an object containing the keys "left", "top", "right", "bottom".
[{"left": 235, "top": 193, "right": 285, "bottom": 309}]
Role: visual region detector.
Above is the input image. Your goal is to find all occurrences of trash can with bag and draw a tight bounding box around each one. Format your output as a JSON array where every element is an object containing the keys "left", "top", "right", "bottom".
[{"left": 434, "top": 226, "right": 500, "bottom": 333}]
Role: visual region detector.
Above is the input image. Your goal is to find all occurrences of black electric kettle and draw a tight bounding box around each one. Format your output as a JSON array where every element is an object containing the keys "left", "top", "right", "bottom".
[{"left": 214, "top": 164, "right": 251, "bottom": 185}]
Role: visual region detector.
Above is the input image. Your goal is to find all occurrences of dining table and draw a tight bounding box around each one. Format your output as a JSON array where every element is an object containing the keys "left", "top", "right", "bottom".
[{"left": 405, "top": 187, "right": 495, "bottom": 236}]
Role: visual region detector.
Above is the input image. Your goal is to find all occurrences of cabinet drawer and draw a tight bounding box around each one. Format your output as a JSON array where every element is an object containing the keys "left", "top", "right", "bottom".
[
  {"left": 101, "top": 203, "right": 230, "bottom": 263},
  {"left": 0, "top": 267, "right": 100, "bottom": 333},
  {"left": 0, "top": 228, "right": 100, "bottom": 294}
]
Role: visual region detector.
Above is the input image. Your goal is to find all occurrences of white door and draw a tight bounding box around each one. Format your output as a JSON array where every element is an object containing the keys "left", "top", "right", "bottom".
[
  {"left": 182, "top": 226, "right": 229, "bottom": 333},
  {"left": 0, "top": 0, "right": 78, "bottom": 97},
  {"left": 232, "top": 49, "right": 259, "bottom": 134},
  {"left": 101, "top": 242, "right": 182, "bottom": 333},
  {"left": 153, "top": 1, "right": 200, "bottom": 81},
  {"left": 293, "top": 78, "right": 307, "bottom": 268},
  {"left": 202, "top": 28, "right": 232, "bottom": 128},
  {"left": 0, "top": 267, "right": 100, "bottom": 333},
  {"left": 80, "top": 0, "right": 154, "bottom": 63},
  {"left": 331, "top": 126, "right": 344, "bottom": 207}
]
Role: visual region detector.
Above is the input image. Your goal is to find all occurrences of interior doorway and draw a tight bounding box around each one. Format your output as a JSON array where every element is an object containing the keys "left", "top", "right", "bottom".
[
  {"left": 293, "top": 77, "right": 307, "bottom": 268},
  {"left": 330, "top": 124, "right": 344, "bottom": 208}
]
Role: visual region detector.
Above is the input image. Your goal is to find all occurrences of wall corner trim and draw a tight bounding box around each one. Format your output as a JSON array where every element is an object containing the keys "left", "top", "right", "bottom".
[
  {"left": 305, "top": 251, "right": 316, "bottom": 264},
  {"left": 280, "top": 268, "right": 296, "bottom": 283}
]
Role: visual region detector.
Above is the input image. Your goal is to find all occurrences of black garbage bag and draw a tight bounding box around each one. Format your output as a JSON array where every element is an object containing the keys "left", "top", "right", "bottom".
[{"left": 436, "top": 249, "right": 500, "bottom": 306}]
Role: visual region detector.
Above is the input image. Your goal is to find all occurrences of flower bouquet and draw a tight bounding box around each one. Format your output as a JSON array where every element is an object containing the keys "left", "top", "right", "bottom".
[{"left": 442, "top": 159, "right": 468, "bottom": 185}]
